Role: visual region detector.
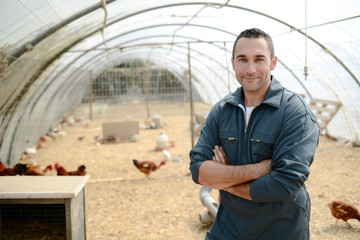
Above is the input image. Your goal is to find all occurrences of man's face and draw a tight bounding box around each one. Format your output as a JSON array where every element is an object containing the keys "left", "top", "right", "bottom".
[{"left": 231, "top": 37, "right": 277, "bottom": 94}]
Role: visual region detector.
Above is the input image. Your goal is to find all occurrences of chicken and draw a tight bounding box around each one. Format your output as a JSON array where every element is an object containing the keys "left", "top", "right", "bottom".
[
  {"left": 133, "top": 159, "right": 166, "bottom": 177},
  {"left": 23, "top": 164, "right": 53, "bottom": 176},
  {"left": 36, "top": 135, "right": 51, "bottom": 149},
  {"left": 25, "top": 147, "right": 37, "bottom": 155},
  {"left": 54, "top": 163, "right": 86, "bottom": 176},
  {"left": 162, "top": 149, "right": 171, "bottom": 161},
  {"left": 0, "top": 162, "right": 27, "bottom": 176},
  {"left": 328, "top": 200, "right": 360, "bottom": 225},
  {"left": 0, "top": 159, "right": 6, "bottom": 171},
  {"left": 94, "top": 135, "right": 120, "bottom": 145},
  {"left": 47, "top": 129, "right": 66, "bottom": 140},
  {"left": 105, "top": 135, "right": 120, "bottom": 143}
]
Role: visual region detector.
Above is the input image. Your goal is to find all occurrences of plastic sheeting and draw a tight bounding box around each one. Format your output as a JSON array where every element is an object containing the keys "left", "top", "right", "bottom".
[{"left": 0, "top": 0, "right": 359, "bottom": 164}]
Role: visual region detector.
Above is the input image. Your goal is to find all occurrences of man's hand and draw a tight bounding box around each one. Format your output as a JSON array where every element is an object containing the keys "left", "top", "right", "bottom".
[{"left": 213, "top": 145, "right": 228, "bottom": 164}]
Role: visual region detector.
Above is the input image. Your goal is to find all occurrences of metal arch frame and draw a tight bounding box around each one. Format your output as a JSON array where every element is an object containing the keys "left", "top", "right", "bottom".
[
  {"left": 4, "top": 1, "right": 358, "bottom": 161},
  {"left": 1, "top": 0, "right": 351, "bottom": 145},
  {"left": 9, "top": 1, "right": 359, "bottom": 87},
  {"left": 0, "top": 2, "right": 339, "bottom": 119}
]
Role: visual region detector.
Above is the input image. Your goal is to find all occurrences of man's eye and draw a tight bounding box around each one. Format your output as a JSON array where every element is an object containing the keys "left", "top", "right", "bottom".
[
  {"left": 256, "top": 58, "right": 264, "bottom": 62},
  {"left": 238, "top": 58, "right": 246, "bottom": 62}
]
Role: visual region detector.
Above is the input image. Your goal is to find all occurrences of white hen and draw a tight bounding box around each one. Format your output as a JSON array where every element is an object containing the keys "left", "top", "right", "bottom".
[{"left": 162, "top": 149, "right": 171, "bottom": 161}]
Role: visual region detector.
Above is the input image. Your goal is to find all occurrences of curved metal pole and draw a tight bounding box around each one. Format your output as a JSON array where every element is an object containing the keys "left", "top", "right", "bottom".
[
  {"left": 9, "top": 0, "right": 117, "bottom": 62},
  {"left": 188, "top": 42, "right": 195, "bottom": 149}
]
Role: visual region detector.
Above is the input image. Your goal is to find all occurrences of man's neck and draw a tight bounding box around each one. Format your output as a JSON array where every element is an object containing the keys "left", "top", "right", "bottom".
[
  {"left": 243, "top": 77, "right": 271, "bottom": 107},
  {"left": 244, "top": 83, "right": 270, "bottom": 107},
  {"left": 244, "top": 92, "right": 264, "bottom": 107}
]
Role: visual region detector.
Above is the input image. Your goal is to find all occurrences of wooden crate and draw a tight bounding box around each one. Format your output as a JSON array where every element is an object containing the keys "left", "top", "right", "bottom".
[
  {"left": 0, "top": 176, "right": 89, "bottom": 240},
  {"left": 309, "top": 98, "right": 342, "bottom": 132},
  {"left": 102, "top": 121, "right": 139, "bottom": 142}
]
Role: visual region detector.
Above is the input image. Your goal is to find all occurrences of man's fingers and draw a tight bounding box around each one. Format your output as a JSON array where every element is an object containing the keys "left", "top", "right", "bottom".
[
  {"left": 219, "top": 146, "right": 228, "bottom": 164},
  {"left": 213, "top": 145, "right": 227, "bottom": 164},
  {"left": 213, "top": 149, "right": 220, "bottom": 161}
]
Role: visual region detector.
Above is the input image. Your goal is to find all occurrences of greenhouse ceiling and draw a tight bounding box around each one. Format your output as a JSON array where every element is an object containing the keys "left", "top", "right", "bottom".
[{"left": 0, "top": 0, "right": 360, "bottom": 163}]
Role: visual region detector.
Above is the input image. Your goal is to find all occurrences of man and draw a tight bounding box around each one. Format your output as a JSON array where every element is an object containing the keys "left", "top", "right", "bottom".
[{"left": 189, "top": 28, "right": 320, "bottom": 239}]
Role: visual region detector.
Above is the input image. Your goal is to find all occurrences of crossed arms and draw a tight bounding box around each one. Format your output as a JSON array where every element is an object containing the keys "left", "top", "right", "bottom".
[{"left": 198, "top": 145, "right": 271, "bottom": 201}]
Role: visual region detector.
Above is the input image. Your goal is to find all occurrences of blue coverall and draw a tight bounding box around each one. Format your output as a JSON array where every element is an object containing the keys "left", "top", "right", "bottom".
[{"left": 190, "top": 76, "right": 320, "bottom": 240}]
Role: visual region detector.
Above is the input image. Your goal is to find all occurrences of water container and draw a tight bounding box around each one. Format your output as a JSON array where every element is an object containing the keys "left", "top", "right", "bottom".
[
  {"left": 152, "top": 115, "right": 162, "bottom": 129},
  {"left": 156, "top": 132, "right": 168, "bottom": 150}
]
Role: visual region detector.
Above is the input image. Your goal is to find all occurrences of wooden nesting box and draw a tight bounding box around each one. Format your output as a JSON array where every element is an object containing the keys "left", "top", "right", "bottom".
[
  {"left": 102, "top": 121, "right": 139, "bottom": 142},
  {"left": 0, "top": 176, "right": 89, "bottom": 240}
]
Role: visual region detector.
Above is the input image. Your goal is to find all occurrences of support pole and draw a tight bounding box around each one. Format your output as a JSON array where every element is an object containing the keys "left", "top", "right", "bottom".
[
  {"left": 224, "top": 41, "right": 231, "bottom": 93},
  {"left": 89, "top": 70, "right": 93, "bottom": 121},
  {"left": 304, "top": 0, "right": 309, "bottom": 80},
  {"left": 143, "top": 69, "right": 150, "bottom": 118},
  {"left": 188, "top": 42, "right": 195, "bottom": 149}
]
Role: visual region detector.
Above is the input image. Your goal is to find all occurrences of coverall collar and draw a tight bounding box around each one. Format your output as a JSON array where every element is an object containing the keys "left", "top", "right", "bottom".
[{"left": 225, "top": 75, "right": 283, "bottom": 109}]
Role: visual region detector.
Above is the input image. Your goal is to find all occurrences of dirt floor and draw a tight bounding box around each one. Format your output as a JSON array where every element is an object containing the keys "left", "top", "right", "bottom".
[{"left": 28, "top": 102, "right": 360, "bottom": 239}]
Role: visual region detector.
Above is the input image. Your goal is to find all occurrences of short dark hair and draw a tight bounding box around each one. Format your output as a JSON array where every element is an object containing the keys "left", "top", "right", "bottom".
[{"left": 232, "top": 28, "right": 275, "bottom": 59}]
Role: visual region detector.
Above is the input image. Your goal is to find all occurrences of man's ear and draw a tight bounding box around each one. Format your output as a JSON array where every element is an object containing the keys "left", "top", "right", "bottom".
[
  {"left": 231, "top": 57, "right": 235, "bottom": 71},
  {"left": 270, "top": 56, "right": 277, "bottom": 70}
]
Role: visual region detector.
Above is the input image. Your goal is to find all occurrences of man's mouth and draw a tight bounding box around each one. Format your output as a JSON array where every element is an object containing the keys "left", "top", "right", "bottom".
[{"left": 243, "top": 76, "right": 259, "bottom": 81}]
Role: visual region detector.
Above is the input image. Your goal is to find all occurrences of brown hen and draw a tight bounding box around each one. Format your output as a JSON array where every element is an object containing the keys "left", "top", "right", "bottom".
[
  {"left": 54, "top": 163, "right": 86, "bottom": 176},
  {"left": 133, "top": 159, "right": 166, "bottom": 177},
  {"left": 328, "top": 200, "right": 360, "bottom": 225},
  {"left": 0, "top": 161, "right": 27, "bottom": 176}
]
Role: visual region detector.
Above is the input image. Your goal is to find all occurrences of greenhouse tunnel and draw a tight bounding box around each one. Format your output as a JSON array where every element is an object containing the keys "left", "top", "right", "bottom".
[{"left": 1, "top": 0, "right": 360, "bottom": 168}]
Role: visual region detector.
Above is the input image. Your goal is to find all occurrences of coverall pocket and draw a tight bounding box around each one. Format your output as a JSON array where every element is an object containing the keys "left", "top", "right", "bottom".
[
  {"left": 250, "top": 134, "right": 275, "bottom": 162},
  {"left": 219, "top": 131, "right": 238, "bottom": 164}
]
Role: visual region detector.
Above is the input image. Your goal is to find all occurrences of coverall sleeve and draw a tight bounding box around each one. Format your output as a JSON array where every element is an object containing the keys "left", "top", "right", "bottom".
[
  {"left": 189, "top": 104, "right": 221, "bottom": 184},
  {"left": 250, "top": 100, "right": 320, "bottom": 202}
]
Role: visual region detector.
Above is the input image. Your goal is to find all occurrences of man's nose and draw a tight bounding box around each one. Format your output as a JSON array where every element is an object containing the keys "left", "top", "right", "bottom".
[{"left": 246, "top": 62, "right": 256, "bottom": 74}]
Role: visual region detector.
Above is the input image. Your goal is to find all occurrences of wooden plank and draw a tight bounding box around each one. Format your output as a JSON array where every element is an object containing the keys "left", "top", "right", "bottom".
[
  {"left": 70, "top": 189, "right": 86, "bottom": 240},
  {"left": 315, "top": 113, "right": 332, "bottom": 121},
  {"left": 310, "top": 105, "right": 341, "bottom": 114},
  {"left": 311, "top": 98, "right": 342, "bottom": 105},
  {"left": 0, "top": 176, "right": 90, "bottom": 199},
  {"left": 66, "top": 198, "right": 72, "bottom": 240},
  {"left": 0, "top": 198, "right": 66, "bottom": 204}
]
